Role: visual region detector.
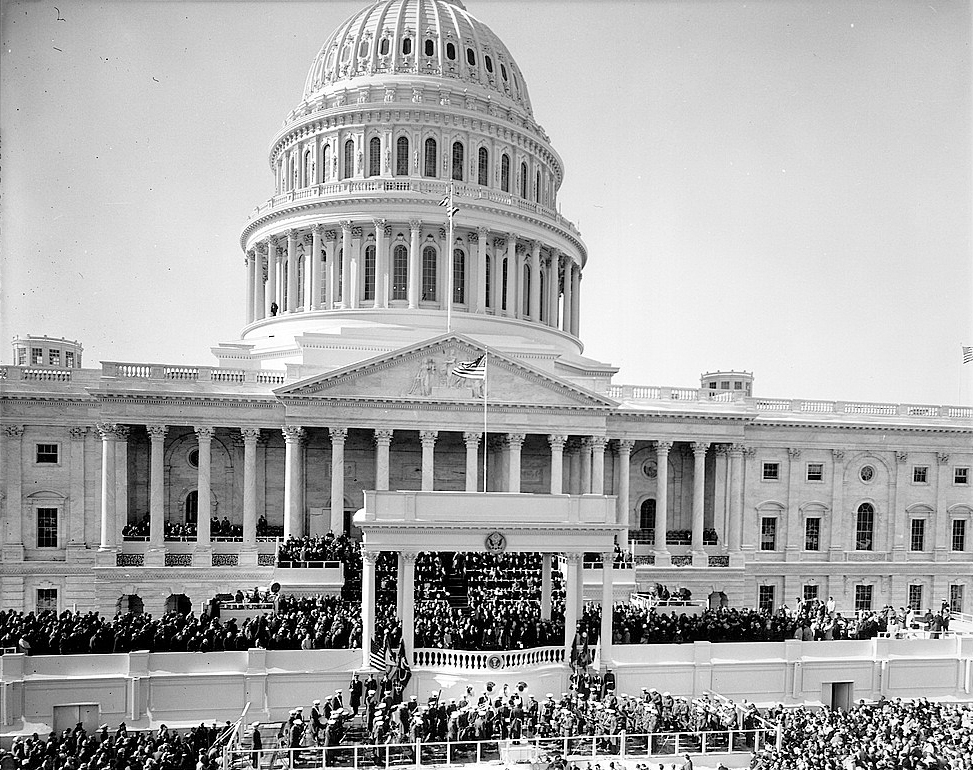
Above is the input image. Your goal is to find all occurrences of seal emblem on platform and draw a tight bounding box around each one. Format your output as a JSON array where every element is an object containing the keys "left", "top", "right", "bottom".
[{"left": 485, "top": 531, "right": 506, "bottom": 553}]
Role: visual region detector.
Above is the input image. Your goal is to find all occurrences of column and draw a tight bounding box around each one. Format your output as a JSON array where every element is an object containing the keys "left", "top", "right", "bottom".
[
  {"left": 408, "top": 219, "right": 421, "bottom": 308},
  {"left": 784, "top": 448, "right": 802, "bottom": 559},
  {"left": 728, "top": 445, "right": 745, "bottom": 557},
  {"left": 282, "top": 426, "right": 306, "bottom": 540},
  {"left": 3, "top": 427, "right": 25, "bottom": 559},
  {"left": 506, "top": 433, "right": 525, "bottom": 493},
  {"left": 504, "top": 235, "right": 517, "bottom": 317},
  {"left": 265, "top": 240, "right": 278, "bottom": 316},
  {"left": 934, "top": 453, "right": 950, "bottom": 557},
  {"left": 253, "top": 250, "right": 266, "bottom": 322},
  {"left": 340, "top": 221, "right": 353, "bottom": 308},
  {"left": 548, "top": 435, "right": 567, "bottom": 494},
  {"left": 464, "top": 432, "right": 481, "bottom": 492},
  {"left": 311, "top": 225, "right": 323, "bottom": 310},
  {"left": 475, "top": 228, "right": 488, "bottom": 313},
  {"left": 579, "top": 438, "right": 592, "bottom": 494},
  {"left": 68, "top": 427, "right": 88, "bottom": 552},
  {"left": 420, "top": 430, "right": 438, "bottom": 491},
  {"left": 491, "top": 238, "right": 503, "bottom": 313},
  {"left": 401, "top": 551, "right": 417, "bottom": 660},
  {"left": 246, "top": 251, "right": 256, "bottom": 324},
  {"left": 326, "top": 231, "right": 338, "bottom": 309},
  {"left": 891, "top": 451, "right": 908, "bottom": 560},
  {"left": 828, "top": 449, "right": 847, "bottom": 558},
  {"left": 600, "top": 552, "right": 614, "bottom": 665},
  {"left": 654, "top": 441, "right": 672, "bottom": 564},
  {"left": 194, "top": 427, "right": 214, "bottom": 549},
  {"left": 286, "top": 230, "right": 299, "bottom": 313},
  {"left": 563, "top": 552, "right": 582, "bottom": 661},
  {"left": 529, "top": 241, "right": 541, "bottom": 321},
  {"left": 147, "top": 425, "right": 167, "bottom": 554},
  {"left": 547, "top": 254, "right": 559, "bottom": 328},
  {"left": 361, "top": 550, "right": 378, "bottom": 669},
  {"left": 561, "top": 258, "right": 573, "bottom": 333},
  {"left": 374, "top": 429, "right": 393, "bottom": 492},
  {"left": 97, "top": 424, "right": 117, "bottom": 550},
  {"left": 571, "top": 265, "right": 581, "bottom": 337},
  {"left": 242, "top": 428, "right": 260, "bottom": 550},
  {"left": 616, "top": 440, "right": 634, "bottom": 551},
  {"left": 349, "top": 225, "right": 361, "bottom": 309},
  {"left": 374, "top": 219, "right": 387, "bottom": 308},
  {"left": 591, "top": 437, "right": 607, "bottom": 495},
  {"left": 115, "top": 426, "right": 129, "bottom": 541},
  {"left": 691, "top": 441, "right": 709, "bottom": 564},
  {"left": 330, "top": 427, "right": 348, "bottom": 534},
  {"left": 566, "top": 442, "right": 581, "bottom": 495},
  {"left": 541, "top": 553, "right": 552, "bottom": 620}
]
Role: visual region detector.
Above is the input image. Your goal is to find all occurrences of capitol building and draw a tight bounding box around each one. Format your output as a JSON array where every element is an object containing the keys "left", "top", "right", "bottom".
[{"left": 2, "top": 0, "right": 972, "bottom": 714}]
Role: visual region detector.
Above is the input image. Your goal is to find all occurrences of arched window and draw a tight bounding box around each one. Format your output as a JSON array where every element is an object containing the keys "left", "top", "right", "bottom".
[
  {"left": 423, "top": 138, "right": 437, "bottom": 178},
  {"left": 539, "top": 269, "right": 546, "bottom": 321},
  {"left": 451, "top": 141, "right": 464, "bottom": 182},
  {"left": 396, "top": 136, "right": 409, "bottom": 176},
  {"left": 477, "top": 147, "right": 489, "bottom": 186},
  {"left": 359, "top": 40, "right": 370, "bottom": 58},
  {"left": 402, "top": 37, "right": 413, "bottom": 56},
  {"left": 485, "top": 255, "right": 492, "bottom": 308},
  {"left": 520, "top": 161, "right": 528, "bottom": 198},
  {"left": 336, "top": 248, "right": 343, "bottom": 300},
  {"left": 501, "top": 257, "right": 508, "bottom": 311},
  {"left": 523, "top": 263, "right": 531, "bottom": 315},
  {"left": 368, "top": 136, "right": 381, "bottom": 177},
  {"left": 639, "top": 499, "right": 657, "bottom": 532},
  {"left": 466, "top": 47, "right": 476, "bottom": 66},
  {"left": 500, "top": 62, "right": 508, "bottom": 81},
  {"left": 421, "top": 245, "right": 437, "bottom": 301},
  {"left": 341, "top": 43, "right": 352, "bottom": 63},
  {"left": 424, "top": 39, "right": 435, "bottom": 57},
  {"left": 304, "top": 149, "right": 313, "bottom": 186},
  {"left": 342, "top": 139, "right": 354, "bottom": 180},
  {"left": 446, "top": 42, "right": 456, "bottom": 60},
  {"left": 185, "top": 490, "right": 198, "bottom": 524},
  {"left": 379, "top": 37, "right": 390, "bottom": 56},
  {"left": 453, "top": 248, "right": 466, "bottom": 304},
  {"left": 535, "top": 169, "right": 541, "bottom": 203},
  {"left": 856, "top": 503, "right": 875, "bottom": 551},
  {"left": 363, "top": 244, "right": 376, "bottom": 301},
  {"left": 322, "top": 144, "right": 332, "bottom": 182},
  {"left": 485, "top": 54, "right": 493, "bottom": 73},
  {"left": 500, "top": 154, "right": 510, "bottom": 192},
  {"left": 392, "top": 245, "right": 408, "bottom": 300}
]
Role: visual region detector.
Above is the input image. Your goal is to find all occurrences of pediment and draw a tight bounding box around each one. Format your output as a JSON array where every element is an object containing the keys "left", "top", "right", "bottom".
[{"left": 276, "top": 334, "right": 615, "bottom": 410}]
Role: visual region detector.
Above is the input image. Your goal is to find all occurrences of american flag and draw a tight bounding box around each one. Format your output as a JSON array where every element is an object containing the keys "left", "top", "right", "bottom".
[
  {"left": 452, "top": 355, "right": 486, "bottom": 381},
  {"left": 369, "top": 635, "right": 391, "bottom": 671},
  {"left": 439, "top": 193, "right": 459, "bottom": 218},
  {"left": 963, "top": 346, "right": 973, "bottom": 364}
]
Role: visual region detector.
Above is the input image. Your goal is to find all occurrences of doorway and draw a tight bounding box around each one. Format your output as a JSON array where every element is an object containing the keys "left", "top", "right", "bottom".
[
  {"left": 823, "top": 682, "right": 854, "bottom": 711},
  {"left": 53, "top": 704, "right": 100, "bottom": 734}
]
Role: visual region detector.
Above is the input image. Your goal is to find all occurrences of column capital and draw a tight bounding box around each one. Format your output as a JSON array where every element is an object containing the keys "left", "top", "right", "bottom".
[
  {"left": 146, "top": 425, "right": 168, "bottom": 441},
  {"left": 340, "top": 220, "right": 353, "bottom": 232},
  {"left": 363, "top": 550, "right": 380, "bottom": 565},
  {"left": 463, "top": 431, "right": 482, "bottom": 447},
  {"left": 115, "top": 425, "right": 130, "bottom": 441},
  {"left": 714, "top": 443, "right": 730, "bottom": 456},
  {"left": 408, "top": 218, "right": 422, "bottom": 231},
  {"left": 374, "top": 428, "right": 394, "bottom": 446},
  {"left": 787, "top": 447, "right": 801, "bottom": 459},
  {"left": 194, "top": 426, "right": 215, "bottom": 442},
  {"left": 477, "top": 226, "right": 489, "bottom": 238},
  {"left": 69, "top": 426, "right": 90, "bottom": 440},
  {"left": 311, "top": 223, "right": 325, "bottom": 235},
  {"left": 4, "top": 425, "right": 25, "bottom": 438},
  {"left": 655, "top": 440, "right": 673, "bottom": 454},
  {"left": 286, "top": 228, "right": 300, "bottom": 244},
  {"left": 420, "top": 430, "right": 439, "bottom": 447},
  {"left": 831, "top": 448, "right": 846, "bottom": 462},
  {"left": 329, "top": 426, "right": 349, "bottom": 444},
  {"left": 728, "top": 444, "right": 746, "bottom": 457},
  {"left": 505, "top": 433, "right": 526, "bottom": 449},
  {"left": 372, "top": 218, "right": 387, "bottom": 229},
  {"left": 282, "top": 425, "right": 306, "bottom": 443},
  {"left": 547, "top": 434, "right": 568, "bottom": 450},
  {"left": 588, "top": 436, "right": 609, "bottom": 451},
  {"left": 95, "top": 422, "right": 122, "bottom": 440},
  {"left": 599, "top": 551, "right": 614, "bottom": 563},
  {"left": 615, "top": 439, "right": 636, "bottom": 454},
  {"left": 240, "top": 427, "right": 261, "bottom": 443},
  {"left": 691, "top": 441, "right": 710, "bottom": 454},
  {"left": 401, "top": 550, "right": 418, "bottom": 563},
  {"left": 895, "top": 450, "right": 909, "bottom": 464},
  {"left": 563, "top": 552, "right": 583, "bottom": 563}
]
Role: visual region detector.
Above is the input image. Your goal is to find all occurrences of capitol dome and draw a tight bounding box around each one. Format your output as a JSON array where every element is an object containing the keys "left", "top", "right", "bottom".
[
  {"left": 230, "top": 0, "right": 604, "bottom": 384},
  {"left": 302, "top": 0, "right": 533, "bottom": 118}
]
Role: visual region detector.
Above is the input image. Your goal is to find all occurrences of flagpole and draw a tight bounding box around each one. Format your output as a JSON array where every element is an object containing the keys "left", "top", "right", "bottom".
[
  {"left": 482, "top": 354, "right": 488, "bottom": 492},
  {"left": 446, "top": 182, "right": 454, "bottom": 333}
]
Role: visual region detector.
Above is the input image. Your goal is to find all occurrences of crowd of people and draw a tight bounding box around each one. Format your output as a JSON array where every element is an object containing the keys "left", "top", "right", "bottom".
[
  {"left": 276, "top": 533, "right": 361, "bottom": 567},
  {"left": 413, "top": 597, "right": 564, "bottom": 650}
]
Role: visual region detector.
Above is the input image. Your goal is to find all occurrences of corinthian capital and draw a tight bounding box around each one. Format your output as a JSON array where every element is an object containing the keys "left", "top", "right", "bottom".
[{"left": 194, "top": 426, "right": 215, "bottom": 442}]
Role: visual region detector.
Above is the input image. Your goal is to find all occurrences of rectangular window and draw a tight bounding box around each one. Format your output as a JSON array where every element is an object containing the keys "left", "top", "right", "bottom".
[
  {"left": 806, "top": 463, "right": 824, "bottom": 482},
  {"left": 758, "top": 585, "right": 775, "bottom": 613},
  {"left": 949, "top": 585, "right": 964, "bottom": 613},
  {"left": 955, "top": 467, "right": 970, "bottom": 485},
  {"left": 17, "top": 348, "right": 27, "bottom": 365},
  {"left": 31, "top": 347, "right": 43, "bottom": 364},
  {"left": 762, "top": 462, "right": 780, "bottom": 481},
  {"left": 36, "top": 508, "right": 58, "bottom": 548},
  {"left": 910, "top": 519, "right": 925, "bottom": 551},
  {"left": 913, "top": 466, "right": 928, "bottom": 484},
  {"left": 855, "top": 508, "right": 874, "bottom": 551},
  {"left": 804, "top": 518, "right": 820, "bottom": 551},
  {"left": 952, "top": 519, "right": 967, "bottom": 552},
  {"left": 854, "top": 585, "right": 873, "bottom": 612},
  {"left": 49, "top": 350, "right": 61, "bottom": 366},
  {"left": 908, "top": 584, "right": 923, "bottom": 612},
  {"left": 760, "top": 517, "right": 777, "bottom": 551},
  {"left": 720, "top": 380, "right": 729, "bottom": 389},
  {"left": 392, "top": 246, "right": 408, "bottom": 301},
  {"left": 363, "top": 246, "right": 376, "bottom": 301},
  {"left": 65, "top": 351, "right": 74, "bottom": 367},
  {"left": 421, "top": 247, "right": 437, "bottom": 301},
  {"left": 733, "top": 381, "right": 743, "bottom": 390},
  {"left": 803, "top": 584, "right": 819, "bottom": 602},
  {"left": 708, "top": 382, "right": 717, "bottom": 389},
  {"left": 36, "top": 588, "right": 58, "bottom": 613},
  {"left": 36, "top": 444, "right": 59, "bottom": 464}
]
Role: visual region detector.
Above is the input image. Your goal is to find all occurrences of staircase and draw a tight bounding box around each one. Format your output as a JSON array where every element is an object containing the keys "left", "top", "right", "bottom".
[{"left": 441, "top": 554, "right": 469, "bottom": 609}]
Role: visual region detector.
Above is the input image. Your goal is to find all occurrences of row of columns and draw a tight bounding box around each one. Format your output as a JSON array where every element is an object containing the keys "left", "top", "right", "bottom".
[
  {"left": 360, "top": 548, "right": 616, "bottom": 669},
  {"left": 245, "top": 224, "right": 582, "bottom": 337}
]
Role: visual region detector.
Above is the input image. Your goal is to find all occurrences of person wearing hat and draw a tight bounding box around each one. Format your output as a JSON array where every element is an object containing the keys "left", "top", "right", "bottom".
[
  {"left": 329, "top": 689, "right": 343, "bottom": 713},
  {"left": 349, "top": 673, "right": 363, "bottom": 717},
  {"left": 249, "top": 722, "right": 262, "bottom": 768},
  {"left": 680, "top": 752, "right": 693, "bottom": 770},
  {"left": 289, "top": 719, "right": 304, "bottom": 751}
]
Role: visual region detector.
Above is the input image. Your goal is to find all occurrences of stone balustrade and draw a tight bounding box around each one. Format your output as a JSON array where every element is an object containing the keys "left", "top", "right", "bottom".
[{"left": 412, "top": 645, "right": 565, "bottom": 670}]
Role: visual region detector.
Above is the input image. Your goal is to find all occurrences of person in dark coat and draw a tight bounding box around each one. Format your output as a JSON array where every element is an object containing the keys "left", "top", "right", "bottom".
[
  {"left": 349, "top": 673, "right": 363, "bottom": 716},
  {"left": 249, "top": 723, "right": 262, "bottom": 768}
]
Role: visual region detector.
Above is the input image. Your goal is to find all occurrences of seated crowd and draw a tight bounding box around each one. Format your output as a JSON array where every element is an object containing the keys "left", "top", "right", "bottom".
[
  {"left": 413, "top": 598, "right": 564, "bottom": 650},
  {"left": 277, "top": 533, "right": 361, "bottom": 569}
]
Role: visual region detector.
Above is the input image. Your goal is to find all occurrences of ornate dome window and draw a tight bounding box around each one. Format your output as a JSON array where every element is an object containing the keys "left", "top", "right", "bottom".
[
  {"left": 368, "top": 136, "right": 381, "bottom": 177},
  {"left": 341, "top": 43, "right": 352, "bottom": 63},
  {"left": 446, "top": 42, "right": 456, "bottom": 60},
  {"left": 395, "top": 136, "right": 409, "bottom": 176},
  {"left": 359, "top": 40, "right": 370, "bottom": 58},
  {"left": 451, "top": 141, "right": 464, "bottom": 182},
  {"left": 423, "top": 138, "right": 437, "bottom": 178},
  {"left": 424, "top": 39, "right": 435, "bottom": 57},
  {"left": 342, "top": 139, "right": 354, "bottom": 180},
  {"left": 452, "top": 248, "right": 466, "bottom": 304},
  {"left": 501, "top": 154, "right": 510, "bottom": 192},
  {"left": 466, "top": 47, "right": 476, "bottom": 66},
  {"left": 402, "top": 37, "right": 413, "bottom": 56},
  {"left": 392, "top": 245, "right": 408, "bottom": 300},
  {"left": 477, "top": 147, "right": 489, "bottom": 186},
  {"left": 500, "top": 62, "right": 508, "bottom": 81},
  {"left": 421, "top": 245, "right": 438, "bottom": 301},
  {"left": 379, "top": 37, "right": 390, "bottom": 56},
  {"left": 485, "top": 55, "right": 493, "bottom": 73}
]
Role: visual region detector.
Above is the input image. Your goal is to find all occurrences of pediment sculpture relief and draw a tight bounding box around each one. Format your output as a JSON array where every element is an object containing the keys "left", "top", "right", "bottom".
[{"left": 407, "top": 348, "right": 484, "bottom": 399}]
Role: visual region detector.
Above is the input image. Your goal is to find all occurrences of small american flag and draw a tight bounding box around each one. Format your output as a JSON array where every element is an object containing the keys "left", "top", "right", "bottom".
[
  {"left": 369, "top": 635, "right": 390, "bottom": 671},
  {"left": 964, "top": 346, "right": 973, "bottom": 364},
  {"left": 452, "top": 355, "right": 486, "bottom": 381},
  {"left": 439, "top": 193, "right": 459, "bottom": 218}
]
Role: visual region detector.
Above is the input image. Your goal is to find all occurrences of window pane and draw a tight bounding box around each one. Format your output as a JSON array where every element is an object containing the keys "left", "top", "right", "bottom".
[
  {"left": 452, "top": 249, "right": 465, "bottom": 304},
  {"left": 952, "top": 519, "right": 967, "bottom": 552},
  {"left": 36, "top": 444, "right": 59, "bottom": 464},
  {"left": 37, "top": 588, "right": 57, "bottom": 613},
  {"left": 910, "top": 519, "right": 925, "bottom": 551},
  {"left": 949, "top": 585, "right": 964, "bottom": 613},
  {"left": 37, "top": 508, "right": 58, "bottom": 548},
  {"left": 908, "top": 585, "right": 923, "bottom": 612},
  {"left": 424, "top": 138, "right": 437, "bottom": 178},
  {"left": 392, "top": 245, "right": 408, "bottom": 300},
  {"left": 803, "top": 585, "right": 819, "bottom": 602},
  {"left": 368, "top": 136, "right": 381, "bottom": 177},
  {"left": 32, "top": 348, "right": 43, "bottom": 364},
  {"left": 451, "top": 141, "right": 464, "bottom": 182},
  {"left": 760, "top": 518, "right": 776, "bottom": 551},
  {"left": 421, "top": 246, "right": 437, "bottom": 301},
  {"left": 501, "top": 155, "right": 510, "bottom": 192},
  {"left": 854, "top": 585, "right": 873, "bottom": 612},
  {"left": 477, "top": 147, "right": 489, "bottom": 186},
  {"left": 804, "top": 518, "right": 820, "bottom": 551},
  {"left": 856, "top": 504, "right": 874, "bottom": 551},
  {"left": 396, "top": 137, "right": 409, "bottom": 176},
  {"left": 343, "top": 139, "right": 354, "bottom": 180},
  {"left": 913, "top": 466, "right": 928, "bottom": 483},
  {"left": 758, "top": 585, "right": 774, "bottom": 613},
  {"left": 806, "top": 463, "right": 823, "bottom": 482},
  {"left": 363, "top": 245, "right": 376, "bottom": 301},
  {"left": 955, "top": 467, "right": 970, "bottom": 485},
  {"left": 49, "top": 350, "right": 61, "bottom": 366},
  {"left": 762, "top": 462, "right": 779, "bottom": 481}
]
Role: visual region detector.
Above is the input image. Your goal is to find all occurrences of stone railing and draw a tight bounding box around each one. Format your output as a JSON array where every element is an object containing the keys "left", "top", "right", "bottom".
[
  {"left": 412, "top": 645, "right": 564, "bottom": 670},
  {"left": 0, "top": 366, "right": 101, "bottom": 385},
  {"left": 101, "top": 362, "right": 285, "bottom": 386},
  {"left": 605, "top": 384, "right": 973, "bottom": 421}
]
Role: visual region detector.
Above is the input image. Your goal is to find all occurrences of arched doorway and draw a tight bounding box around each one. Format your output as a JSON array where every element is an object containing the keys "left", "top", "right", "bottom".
[
  {"left": 708, "top": 591, "right": 728, "bottom": 610},
  {"left": 165, "top": 593, "right": 192, "bottom": 615},
  {"left": 185, "top": 490, "right": 198, "bottom": 524},
  {"left": 116, "top": 594, "right": 144, "bottom": 615},
  {"left": 639, "top": 499, "right": 656, "bottom": 543}
]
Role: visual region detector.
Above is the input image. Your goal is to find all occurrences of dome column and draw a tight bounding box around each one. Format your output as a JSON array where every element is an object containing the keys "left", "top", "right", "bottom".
[
  {"left": 571, "top": 265, "right": 581, "bottom": 337},
  {"left": 374, "top": 219, "right": 388, "bottom": 308},
  {"left": 548, "top": 435, "right": 567, "bottom": 495},
  {"left": 310, "top": 225, "right": 323, "bottom": 310},
  {"left": 252, "top": 250, "right": 265, "bottom": 322},
  {"left": 265, "top": 238, "right": 278, "bottom": 316},
  {"left": 504, "top": 234, "right": 517, "bottom": 318},
  {"left": 475, "top": 227, "right": 488, "bottom": 313},
  {"left": 340, "top": 221, "right": 353, "bottom": 309},
  {"left": 286, "top": 230, "right": 299, "bottom": 313},
  {"left": 491, "top": 236, "right": 504, "bottom": 313},
  {"left": 529, "top": 241, "right": 541, "bottom": 321},
  {"left": 245, "top": 252, "right": 255, "bottom": 325},
  {"left": 561, "top": 257, "right": 573, "bottom": 335},
  {"left": 326, "top": 229, "right": 338, "bottom": 310},
  {"left": 408, "top": 219, "right": 421, "bottom": 309}
]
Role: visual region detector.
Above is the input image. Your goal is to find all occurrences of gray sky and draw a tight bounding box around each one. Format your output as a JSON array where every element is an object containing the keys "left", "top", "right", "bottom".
[{"left": 2, "top": 0, "right": 971, "bottom": 405}]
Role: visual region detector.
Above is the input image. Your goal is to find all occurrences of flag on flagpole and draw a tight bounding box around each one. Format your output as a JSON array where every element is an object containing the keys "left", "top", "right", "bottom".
[
  {"left": 438, "top": 194, "right": 459, "bottom": 218},
  {"left": 369, "top": 635, "right": 391, "bottom": 671},
  {"left": 963, "top": 346, "right": 973, "bottom": 364},
  {"left": 394, "top": 640, "right": 412, "bottom": 688},
  {"left": 452, "top": 354, "right": 486, "bottom": 380}
]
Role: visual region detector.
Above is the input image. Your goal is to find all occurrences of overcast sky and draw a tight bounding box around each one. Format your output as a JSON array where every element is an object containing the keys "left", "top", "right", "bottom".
[{"left": 3, "top": 0, "right": 971, "bottom": 405}]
